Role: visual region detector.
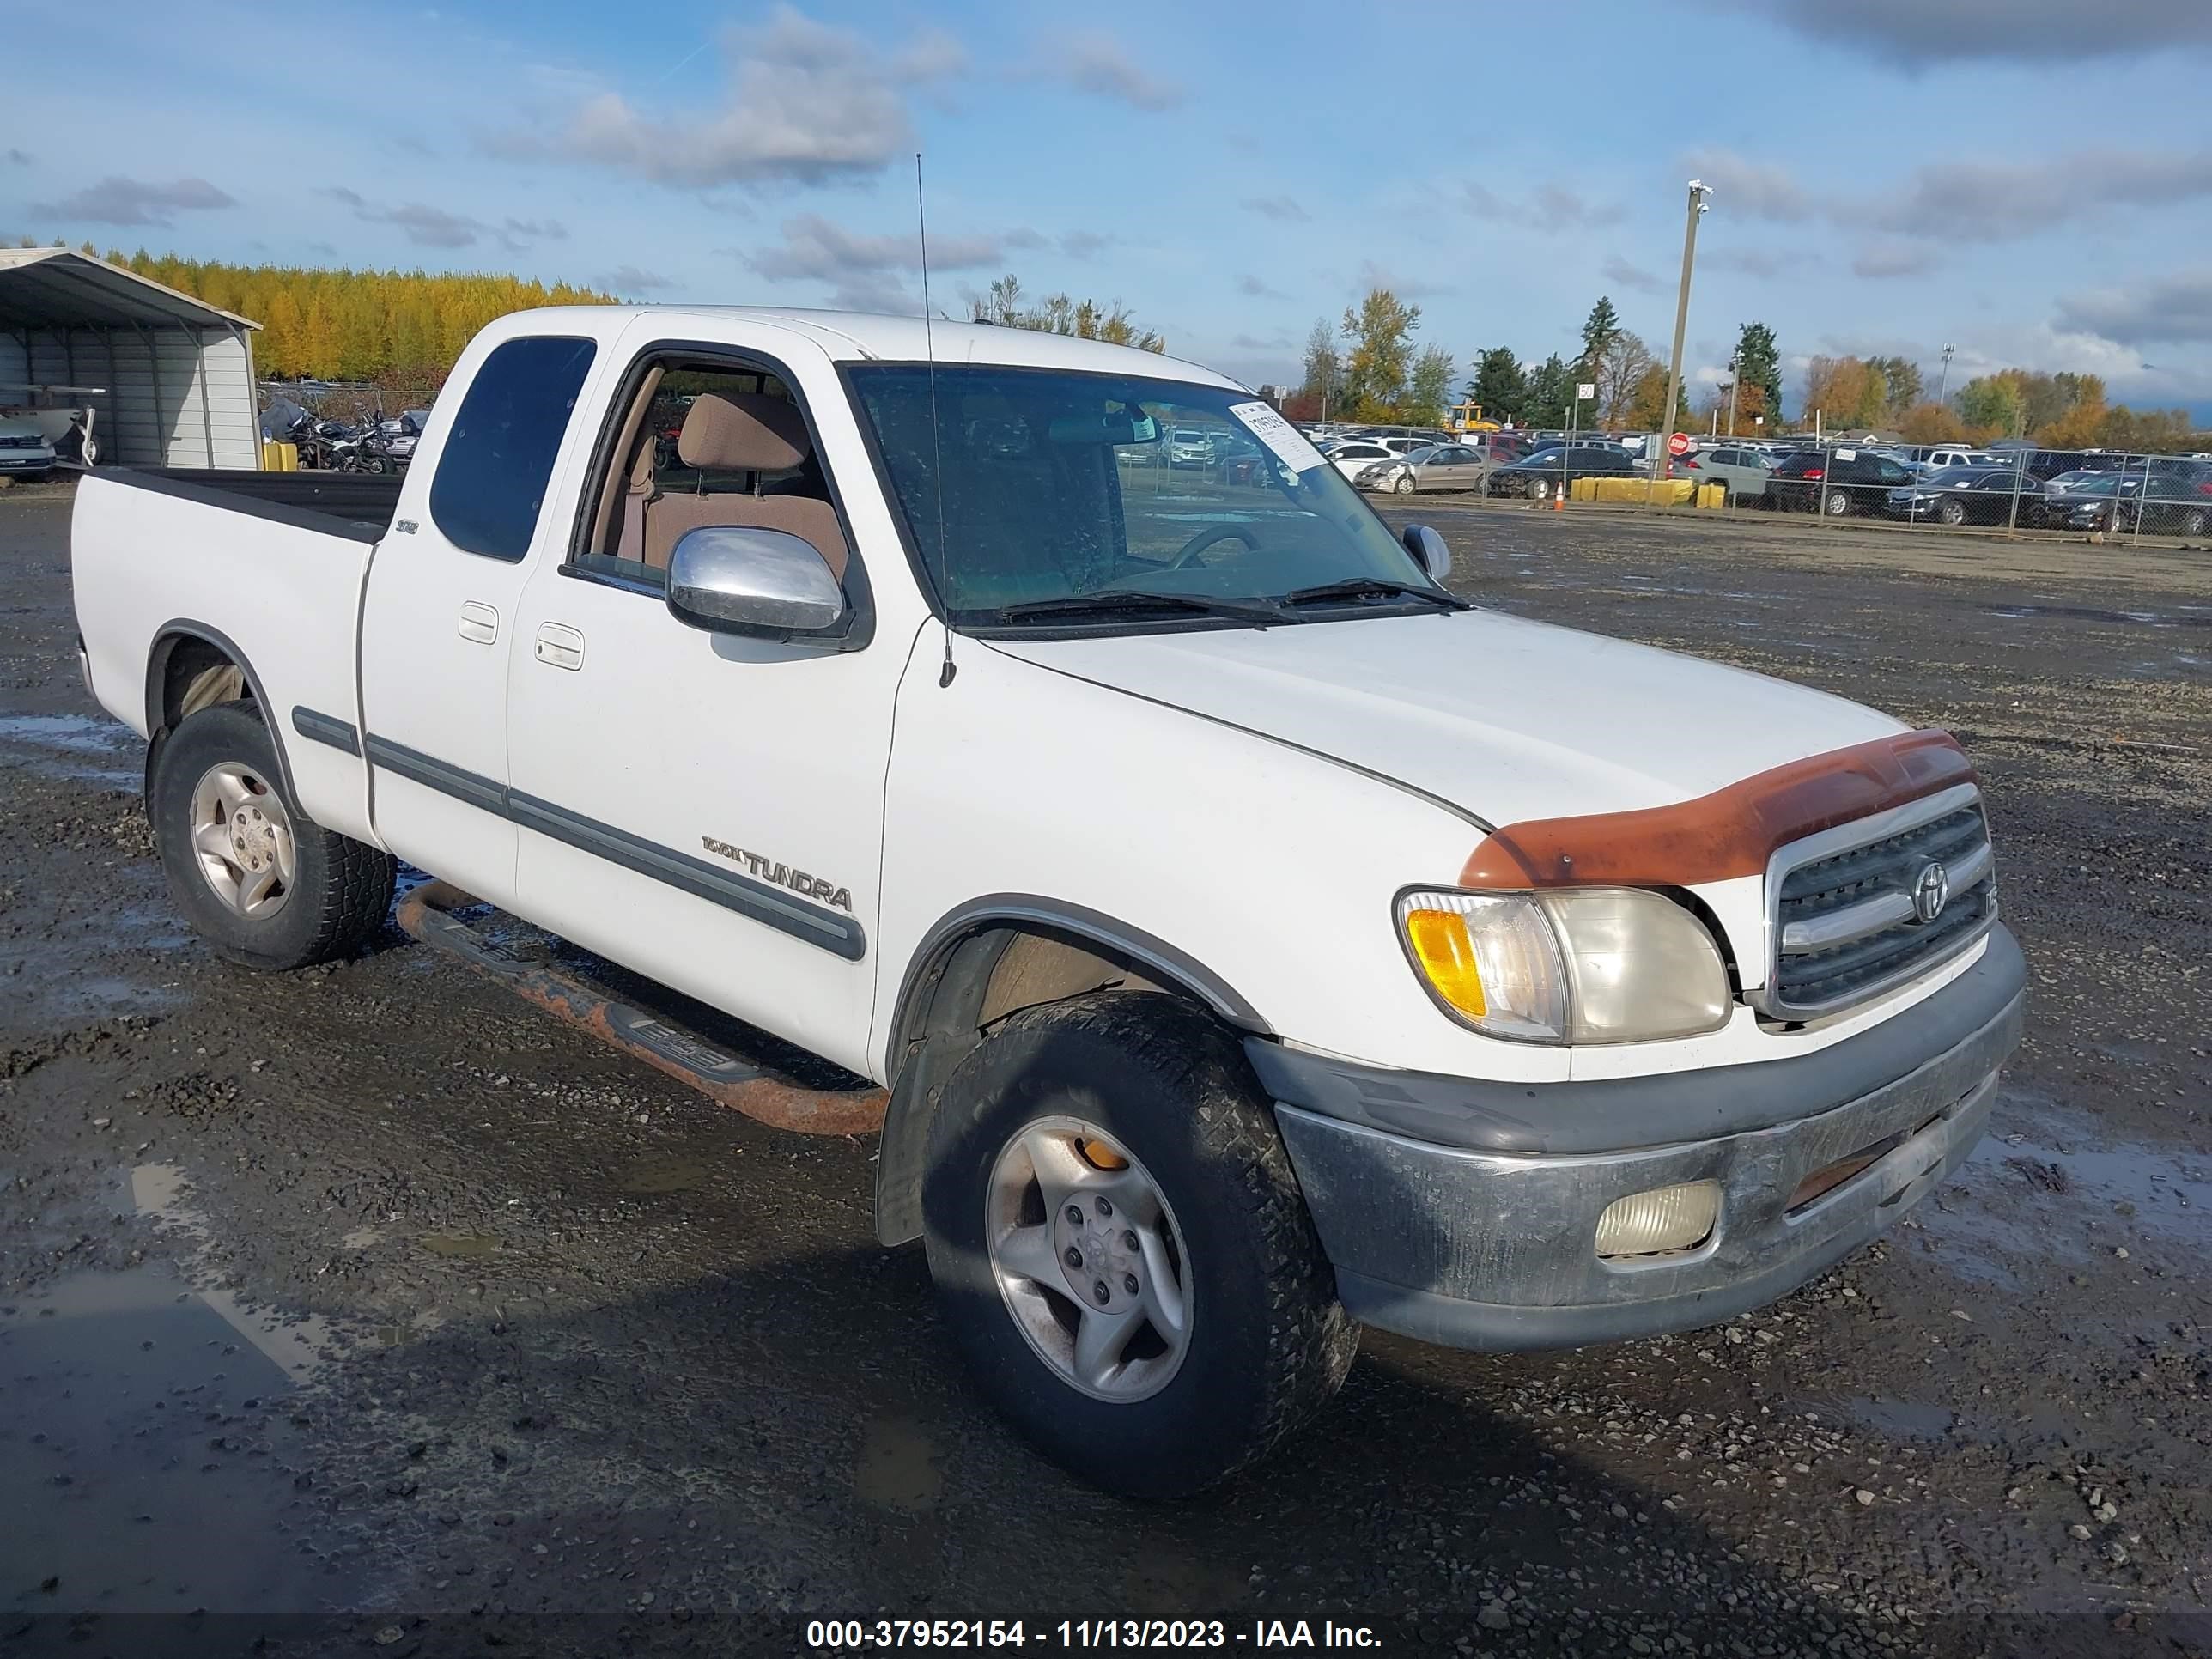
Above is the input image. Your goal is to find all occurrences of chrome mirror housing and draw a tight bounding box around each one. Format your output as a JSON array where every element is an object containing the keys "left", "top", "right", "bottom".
[
  {"left": 1401, "top": 523, "right": 1452, "bottom": 584},
  {"left": 666, "top": 526, "right": 848, "bottom": 640}
]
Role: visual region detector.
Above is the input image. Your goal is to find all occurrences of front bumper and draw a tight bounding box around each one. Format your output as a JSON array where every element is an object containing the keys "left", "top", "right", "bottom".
[{"left": 1255, "top": 925, "right": 2026, "bottom": 1352}]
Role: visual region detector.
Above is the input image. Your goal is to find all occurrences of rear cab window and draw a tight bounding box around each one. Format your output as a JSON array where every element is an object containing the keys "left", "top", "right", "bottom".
[{"left": 428, "top": 336, "right": 598, "bottom": 562}]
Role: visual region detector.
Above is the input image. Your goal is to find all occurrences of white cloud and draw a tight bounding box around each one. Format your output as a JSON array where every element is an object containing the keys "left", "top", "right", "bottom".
[
  {"left": 1239, "top": 195, "right": 1309, "bottom": 223},
  {"left": 745, "top": 213, "right": 1004, "bottom": 288},
  {"left": 602, "top": 265, "right": 676, "bottom": 295},
  {"left": 1462, "top": 180, "right": 1623, "bottom": 234},
  {"left": 1727, "top": 0, "right": 2212, "bottom": 65},
  {"left": 2055, "top": 270, "right": 2212, "bottom": 347},
  {"left": 317, "top": 186, "right": 563, "bottom": 252},
  {"left": 27, "top": 175, "right": 235, "bottom": 227},
  {"left": 1601, "top": 255, "right": 1664, "bottom": 295},
  {"left": 1043, "top": 32, "right": 1182, "bottom": 110},
  {"left": 493, "top": 7, "right": 959, "bottom": 187},
  {"left": 1679, "top": 149, "right": 1811, "bottom": 222}
]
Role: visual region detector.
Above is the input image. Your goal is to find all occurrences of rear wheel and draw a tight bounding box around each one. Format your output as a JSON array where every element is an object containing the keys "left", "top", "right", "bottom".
[
  {"left": 151, "top": 702, "right": 395, "bottom": 970},
  {"left": 1823, "top": 488, "right": 1850, "bottom": 516},
  {"left": 921, "top": 992, "right": 1356, "bottom": 1497}
]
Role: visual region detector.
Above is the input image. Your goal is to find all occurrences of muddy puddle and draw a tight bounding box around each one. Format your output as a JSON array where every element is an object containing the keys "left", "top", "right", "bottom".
[
  {"left": 1914, "top": 1086, "right": 2209, "bottom": 1285},
  {"left": 0, "top": 710, "right": 141, "bottom": 787}
]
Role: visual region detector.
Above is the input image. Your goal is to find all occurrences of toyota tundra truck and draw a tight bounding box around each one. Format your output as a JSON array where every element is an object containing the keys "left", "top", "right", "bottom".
[{"left": 70, "top": 307, "right": 2025, "bottom": 1496}]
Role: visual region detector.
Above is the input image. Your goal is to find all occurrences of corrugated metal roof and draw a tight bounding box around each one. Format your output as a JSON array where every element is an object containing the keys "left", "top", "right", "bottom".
[{"left": 0, "top": 249, "right": 258, "bottom": 331}]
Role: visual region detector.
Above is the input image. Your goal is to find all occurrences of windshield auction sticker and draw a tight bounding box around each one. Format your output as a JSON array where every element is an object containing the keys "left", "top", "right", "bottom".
[{"left": 1229, "top": 401, "right": 1327, "bottom": 472}]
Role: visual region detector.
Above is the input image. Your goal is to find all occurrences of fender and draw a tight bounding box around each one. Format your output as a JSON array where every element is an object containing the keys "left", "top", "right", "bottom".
[
  {"left": 143, "top": 618, "right": 302, "bottom": 808},
  {"left": 872, "top": 893, "right": 1271, "bottom": 1247}
]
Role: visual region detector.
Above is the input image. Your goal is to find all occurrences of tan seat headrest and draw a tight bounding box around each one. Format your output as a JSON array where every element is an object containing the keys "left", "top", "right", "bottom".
[{"left": 678, "top": 392, "right": 811, "bottom": 473}]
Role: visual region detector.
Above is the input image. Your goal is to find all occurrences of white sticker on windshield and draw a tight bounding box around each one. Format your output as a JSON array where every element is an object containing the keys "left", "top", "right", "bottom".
[
  {"left": 1833, "top": 447, "right": 1857, "bottom": 460},
  {"left": 1229, "top": 400, "right": 1326, "bottom": 472}
]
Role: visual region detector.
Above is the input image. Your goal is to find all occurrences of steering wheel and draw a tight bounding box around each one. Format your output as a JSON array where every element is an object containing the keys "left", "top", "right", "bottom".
[{"left": 1167, "top": 524, "right": 1256, "bottom": 570}]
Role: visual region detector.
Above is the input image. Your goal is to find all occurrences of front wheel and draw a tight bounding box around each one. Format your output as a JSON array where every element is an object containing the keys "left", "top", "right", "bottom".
[
  {"left": 1393, "top": 473, "right": 1417, "bottom": 495},
  {"left": 1528, "top": 477, "right": 1552, "bottom": 501},
  {"left": 921, "top": 992, "right": 1356, "bottom": 1498},
  {"left": 1938, "top": 497, "right": 1967, "bottom": 526},
  {"left": 151, "top": 702, "right": 396, "bottom": 969}
]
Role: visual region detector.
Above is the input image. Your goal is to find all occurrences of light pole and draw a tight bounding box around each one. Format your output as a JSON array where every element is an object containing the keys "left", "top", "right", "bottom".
[
  {"left": 1935, "top": 343, "right": 1954, "bottom": 408},
  {"left": 1656, "top": 179, "right": 1715, "bottom": 481},
  {"left": 1725, "top": 348, "right": 1740, "bottom": 438}
]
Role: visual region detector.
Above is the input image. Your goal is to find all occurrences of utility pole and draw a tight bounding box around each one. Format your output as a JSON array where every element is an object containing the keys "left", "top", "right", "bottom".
[
  {"left": 1656, "top": 179, "right": 1714, "bottom": 479},
  {"left": 1725, "top": 349, "right": 1740, "bottom": 439},
  {"left": 1935, "top": 343, "right": 1954, "bottom": 408}
]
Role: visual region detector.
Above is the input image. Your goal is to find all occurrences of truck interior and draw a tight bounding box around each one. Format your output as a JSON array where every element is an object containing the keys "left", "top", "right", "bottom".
[{"left": 574, "top": 361, "right": 850, "bottom": 588}]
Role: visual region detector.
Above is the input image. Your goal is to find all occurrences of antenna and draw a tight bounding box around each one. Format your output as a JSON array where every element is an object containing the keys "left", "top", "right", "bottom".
[{"left": 917, "top": 152, "right": 956, "bottom": 689}]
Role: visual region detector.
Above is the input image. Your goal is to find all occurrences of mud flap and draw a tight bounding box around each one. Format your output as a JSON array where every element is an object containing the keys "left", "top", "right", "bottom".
[{"left": 393, "top": 881, "right": 886, "bottom": 1137}]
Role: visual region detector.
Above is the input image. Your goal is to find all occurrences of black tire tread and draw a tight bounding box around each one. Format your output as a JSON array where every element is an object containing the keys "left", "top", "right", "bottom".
[
  {"left": 152, "top": 700, "right": 395, "bottom": 970},
  {"left": 931, "top": 991, "right": 1357, "bottom": 1492}
]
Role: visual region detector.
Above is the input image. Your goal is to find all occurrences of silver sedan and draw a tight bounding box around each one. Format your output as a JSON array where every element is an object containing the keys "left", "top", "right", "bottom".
[{"left": 1353, "top": 443, "right": 1492, "bottom": 495}]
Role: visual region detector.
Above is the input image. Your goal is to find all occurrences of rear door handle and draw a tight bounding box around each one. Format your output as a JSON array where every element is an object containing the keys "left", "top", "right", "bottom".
[
  {"left": 535, "top": 622, "right": 586, "bottom": 672},
  {"left": 458, "top": 601, "right": 498, "bottom": 645}
]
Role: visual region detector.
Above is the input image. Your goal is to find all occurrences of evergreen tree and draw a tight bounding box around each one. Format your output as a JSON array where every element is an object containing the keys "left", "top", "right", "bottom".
[
  {"left": 1468, "top": 347, "right": 1527, "bottom": 423},
  {"left": 1734, "top": 322, "right": 1783, "bottom": 423}
]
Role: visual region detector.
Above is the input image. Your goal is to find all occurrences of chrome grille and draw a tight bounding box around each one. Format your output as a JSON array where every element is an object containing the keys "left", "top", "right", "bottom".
[
  {"left": 0, "top": 435, "right": 43, "bottom": 450},
  {"left": 1761, "top": 783, "right": 1996, "bottom": 1019}
]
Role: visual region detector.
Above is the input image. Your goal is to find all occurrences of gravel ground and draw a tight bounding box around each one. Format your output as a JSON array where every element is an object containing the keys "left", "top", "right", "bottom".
[{"left": 1, "top": 480, "right": 2206, "bottom": 1657}]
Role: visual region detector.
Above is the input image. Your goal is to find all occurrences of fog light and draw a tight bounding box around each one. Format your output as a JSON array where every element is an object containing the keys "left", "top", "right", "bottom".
[{"left": 1595, "top": 1181, "right": 1720, "bottom": 1259}]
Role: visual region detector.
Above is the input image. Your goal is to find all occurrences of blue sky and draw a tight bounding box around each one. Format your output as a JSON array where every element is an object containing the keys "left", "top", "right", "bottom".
[{"left": 9, "top": 0, "right": 2212, "bottom": 414}]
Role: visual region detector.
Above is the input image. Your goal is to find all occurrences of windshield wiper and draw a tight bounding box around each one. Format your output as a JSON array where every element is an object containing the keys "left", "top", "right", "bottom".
[
  {"left": 993, "top": 591, "right": 1283, "bottom": 625},
  {"left": 1279, "top": 577, "right": 1470, "bottom": 610}
]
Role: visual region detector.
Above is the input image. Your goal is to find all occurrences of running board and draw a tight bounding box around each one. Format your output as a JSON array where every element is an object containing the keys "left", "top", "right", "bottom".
[{"left": 393, "top": 881, "right": 887, "bottom": 1137}]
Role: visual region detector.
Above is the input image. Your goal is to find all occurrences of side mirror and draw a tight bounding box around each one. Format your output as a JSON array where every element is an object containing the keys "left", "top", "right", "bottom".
[
  {"left": 666, "top": 526, "right": 848, "bottom": 640},
  {"left": 1401, "top": 523, "right": 1452, "bottom": 584}
]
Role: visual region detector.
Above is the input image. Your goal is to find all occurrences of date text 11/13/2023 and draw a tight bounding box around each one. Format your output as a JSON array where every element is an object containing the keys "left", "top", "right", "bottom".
[{"left": 803, "top": 1619, "right": 1388, "bottom": 1649}]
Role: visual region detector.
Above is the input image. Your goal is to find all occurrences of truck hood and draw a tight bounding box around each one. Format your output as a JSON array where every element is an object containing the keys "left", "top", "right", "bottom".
[{"left": 991, "top": 609, "right": 1905, "bottom": 827}]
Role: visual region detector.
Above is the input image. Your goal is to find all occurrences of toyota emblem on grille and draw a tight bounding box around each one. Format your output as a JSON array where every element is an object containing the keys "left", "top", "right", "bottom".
[{"left": 1912, "top": 860, "right": 1950, "bottom": 923}]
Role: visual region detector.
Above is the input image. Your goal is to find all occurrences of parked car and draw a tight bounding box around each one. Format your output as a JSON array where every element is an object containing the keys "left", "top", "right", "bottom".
[
  {"left": 1882, "top": 465, "right": 2034, "bottom": 526},
  {"left": 1908, "top": 447, "right": 2002, "bottom": 475},
  {"left": 1320, "top": 438, "right": 1401, "bottom": 482},
  {"left": 1353, "top": 442, "right": 1493, "bottom": 495},
  {"left": 2034, "top": 471, "right": 2127, "bottom": 532},
  {"left": 0, "top": 412, "right": 58, "bottom": 481},
  {"left": 72, "top": 304, "right": 2022, "bottom": 1498},
  {"left": 1168, "top": 428, "right": 1215, "bottom": 468},
  {"left": 1678, "top": 444, "right": 1773, "bottom": 501},
  {"left": 1486, "top": 444, "right": 1639, "bottom": 500},
  {"left": 2126, "top": 458, "right": 2212, "bottom": 536},
  {"left": 1768, "top": 447, "right": 1916, "bottom": 515}
]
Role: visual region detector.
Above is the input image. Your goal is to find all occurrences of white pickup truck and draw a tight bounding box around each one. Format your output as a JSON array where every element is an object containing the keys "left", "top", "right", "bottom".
[{"left": 71, "top": 307, "right": 2024, "bottom": 1496}]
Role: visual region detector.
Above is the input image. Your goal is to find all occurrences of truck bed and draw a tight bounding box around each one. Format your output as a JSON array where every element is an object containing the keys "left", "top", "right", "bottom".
[{"left": 95, "top": 467, "right": 403, "bottom": 544}]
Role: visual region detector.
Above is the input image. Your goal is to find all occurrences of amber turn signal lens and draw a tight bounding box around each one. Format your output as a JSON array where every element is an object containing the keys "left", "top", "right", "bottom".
[{"left": 1402, "top": 908, "right": 1487, "bottom": 1018}]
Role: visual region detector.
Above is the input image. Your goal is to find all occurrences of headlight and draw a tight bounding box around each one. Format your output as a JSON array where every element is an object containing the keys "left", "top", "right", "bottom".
[{"left": 1395, "top": 887, "right": 1731, "bottom": 1044}]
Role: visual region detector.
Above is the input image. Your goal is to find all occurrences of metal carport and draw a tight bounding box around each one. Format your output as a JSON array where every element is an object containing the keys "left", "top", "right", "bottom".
[{"left": 0, "top": 249, "right": 260, "bottom": 469}]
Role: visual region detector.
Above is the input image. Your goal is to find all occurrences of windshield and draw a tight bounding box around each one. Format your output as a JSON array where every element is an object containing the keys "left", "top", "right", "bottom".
[
  {"left": 2050, "top": 471, "right": 2117, "bottom": 494},
  {"left": 849, "top": 364, "right": 1432, "bottom": 627}
]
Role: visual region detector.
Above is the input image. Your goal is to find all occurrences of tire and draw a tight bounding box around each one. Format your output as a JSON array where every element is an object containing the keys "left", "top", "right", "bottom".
[
  {"left": 1529, "top": 477, "right": 1552, "bottom": 501},
  {"left": 1823, "top": 488, "right": 1850, "bottom": 516},
  {"left": 150, "top": 701, "right": 396, "bottom": 970},
  {"left": 1393, "top": 473, "right": 1416, "bottom": 495},
  {"left": 921, "top": 991, "right": 1357, "bottom": 1498},
  {"left": 1938, "top": 497, "right": 1967, "bottom": 526},
  {"left": 2182, "top": 507, "right": 2209, "bottom": 538}
]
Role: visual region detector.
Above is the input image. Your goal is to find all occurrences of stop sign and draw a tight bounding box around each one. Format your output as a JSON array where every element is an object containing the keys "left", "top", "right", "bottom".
[{"left": 1667, "top": 431, "right": 1692, "bottom": 457}]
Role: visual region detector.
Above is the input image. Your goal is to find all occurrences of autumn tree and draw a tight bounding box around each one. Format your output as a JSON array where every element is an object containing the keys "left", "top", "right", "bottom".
[
  {"left": 970, "top": 274, "right": 1164, "bottom": 350},
  {"left": 1523, "top": 354, "right": 1574, "bottom": 427},
  {"left": 1897, "top": 402, "right": 1966, "bottom": 444},
  {"left": 112, "top": 250, "right": 617, "bottom": 384},
  {"left": 1407, "top": 344, "right": 1455, "bottom": 424},
  {"left": 1577, "top": 296, "right": 1622, "bottom": 385},
  {"left": 1952, "top": 373, "right": 2027, "bottom": 439},
  {"left": 1593, "top": 331, "right": 1655, "bottom": 426},
  {"left": 1468, "top": 346, "right": 1527, "bottom": 424},
  {"left": 1733, "top": 323, "right": 1784, "bottom": 422},
  {"left": 1338, "top": 288, "right": 1422, "bottom": 420},
  {"left": 1297, "top": 317, "right": 1342, "bottom": 416},
  {"left": 1803, "top": 355, "right": 1894, "bottom": 430},
  {"left": 1623, "top": 364, "right": 1672, "bottom": 432}
]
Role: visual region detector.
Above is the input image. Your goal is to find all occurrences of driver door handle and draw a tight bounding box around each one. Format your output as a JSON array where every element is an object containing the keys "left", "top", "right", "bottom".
[{"left": 535, "top": 622, "right": 586, "bottom": 672}]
